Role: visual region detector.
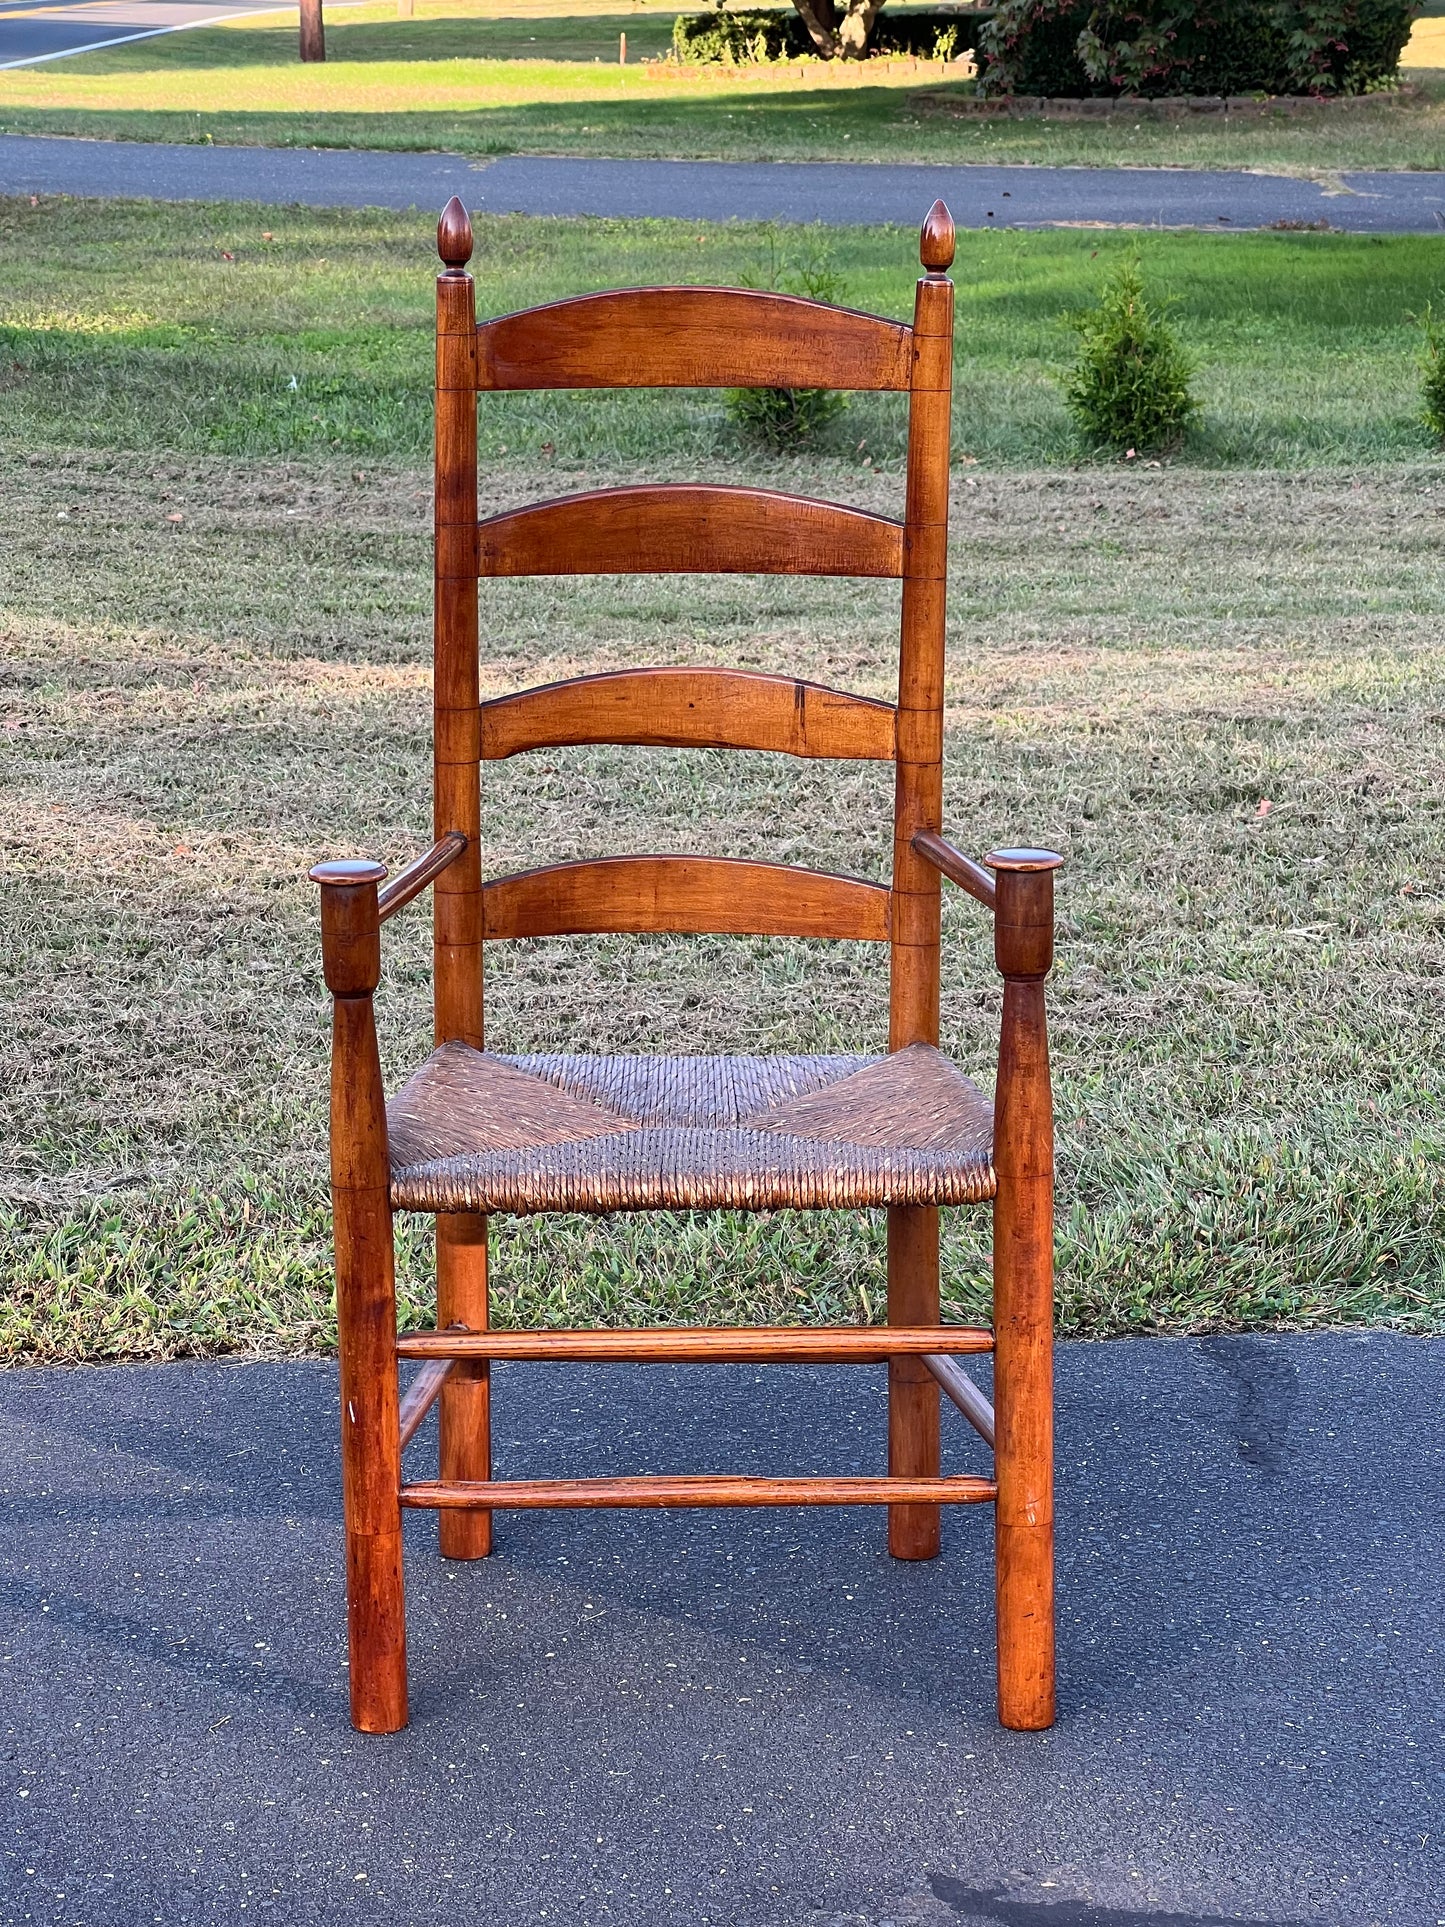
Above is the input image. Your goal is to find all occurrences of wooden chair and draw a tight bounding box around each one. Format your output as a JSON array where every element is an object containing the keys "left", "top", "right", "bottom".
[{"left": 310, "top": 196, "right": 1061, "bottom": 1738}]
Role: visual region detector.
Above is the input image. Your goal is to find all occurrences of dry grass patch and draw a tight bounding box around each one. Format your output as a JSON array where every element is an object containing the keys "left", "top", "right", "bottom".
[{"left": 2, "top": 447, "right": 1442, "bottom": 1360}]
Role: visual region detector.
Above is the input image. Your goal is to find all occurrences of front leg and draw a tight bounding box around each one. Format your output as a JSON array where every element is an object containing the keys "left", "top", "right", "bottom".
[
  {"left": 313, "top": 859, "right": 409, "bottom": 1735},
  {"left": 988, "top": 848, "right": 1061, "bottom": 1733}
]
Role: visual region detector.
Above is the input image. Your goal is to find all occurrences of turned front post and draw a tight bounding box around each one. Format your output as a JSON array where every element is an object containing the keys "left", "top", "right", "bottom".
[
  {"left": 988, "top": 847, "right": 1061, "bottom": 1732},
  {"left": 432, "top": 197, "right": 492, "bottom": 1559},
  {"left": 886, "top": 199, "right": 955, "bottom": 1561},
  {"left": 312, "top": 858, "right": 408, "bottom": 1735}
]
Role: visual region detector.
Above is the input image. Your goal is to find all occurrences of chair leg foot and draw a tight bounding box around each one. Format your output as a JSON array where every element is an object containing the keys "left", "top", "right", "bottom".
[
  {"left": 347, "top": 1526, "right": 409, "bottom": 1734},
  {"left": 439, "top": 1505, "right": 492, "bottom": 1561},
  {"left": 888, "top": 1503, "right": 941, "bottom": 1561},
  {"left": 995, "top": 1518, "right": 1055, "bottom": 1731}
]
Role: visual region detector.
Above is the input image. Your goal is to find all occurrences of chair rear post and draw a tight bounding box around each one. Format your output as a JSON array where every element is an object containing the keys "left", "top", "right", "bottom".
[
  {"left": 989, "top": 849, "right": 1060, "bottom": 1732},
  {"left": 313, "top": 859, "right": 409, "bottom": 1734},
  {"left": 886, "top": 200, "right": 956, "bottom": 1563},
  {"left": 433, "top": 198, "right": 492, "bottom": 1560}
]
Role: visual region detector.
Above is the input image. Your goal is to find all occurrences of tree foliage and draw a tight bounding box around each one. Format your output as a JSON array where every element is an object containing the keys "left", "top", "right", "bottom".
[{"left": 978, "top": 0, "right": 1419, "bottom": 97}]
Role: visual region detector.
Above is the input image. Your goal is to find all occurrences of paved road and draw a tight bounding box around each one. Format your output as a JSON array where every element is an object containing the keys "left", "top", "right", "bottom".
[
  {"left": 0, "top": 0, "right": 290, "bottom": 69},
  {"left": 2, "top": 1332, "right": 1439, "bottom": 1926},
  {"left": 4, "top": 134, "right": 1445, "bottom": 229}
]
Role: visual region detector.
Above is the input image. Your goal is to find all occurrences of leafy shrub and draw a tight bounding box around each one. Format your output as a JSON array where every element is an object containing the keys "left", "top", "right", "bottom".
[
  {"left": 978, "top": 0, "right": 1418, "bottom": 97},
  {"left": 726, "top": 234, "right": 851, "bottom": 450},
  {"left": 1418, "top": 303, "right": 1445, "bottom": 440},
  {"left": 673, "top": 7, "right": 803, "bottom": 60},
  {"left": 672, "top": 4, "right": 989, "bottom": 63},
  {"left": 1062, "top": 258, "right": 1200, "bottom": 453}
]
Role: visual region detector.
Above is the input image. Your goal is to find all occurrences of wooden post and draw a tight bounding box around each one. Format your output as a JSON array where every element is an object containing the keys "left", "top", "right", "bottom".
[
  {"left": 988, "top": 847, "right": 1061, "bottom": 1732},
  {"left": 433, "top": 198, "right": 491, "bottom": 1560},
  {"left": 887, "top": 199, "right": 954, "bottom": 1562},
  {"left": 312, "top": 858, "right": 408, "bottom": 1735},
  {"left": 299, "top": 0, "right": 324, "bottom": 61},
  {"left": 437, "top": 1213, "right": 491, "bottom": 1558}
]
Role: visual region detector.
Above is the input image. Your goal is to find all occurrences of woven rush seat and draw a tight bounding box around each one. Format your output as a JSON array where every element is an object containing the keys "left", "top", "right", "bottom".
[{"left": 387, "top": 1040, "right": 996, "bottom": 1214}]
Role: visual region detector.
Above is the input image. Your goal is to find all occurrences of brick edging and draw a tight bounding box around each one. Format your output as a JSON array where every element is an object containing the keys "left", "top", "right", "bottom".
[{"left": 910, "top": 84, "right": 1420, "bottom": 118}]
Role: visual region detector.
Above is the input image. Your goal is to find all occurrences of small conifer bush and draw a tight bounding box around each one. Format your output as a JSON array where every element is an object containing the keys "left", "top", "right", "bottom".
[
  {"left": 727, "top": 234, "right": 849, "bottom": 451},
  {"left": 1063, "top": 258, "right": 1200, "bottom": 454},
  {"left": 1419, "top": 303, "right": 1445, "bottom": 441}
]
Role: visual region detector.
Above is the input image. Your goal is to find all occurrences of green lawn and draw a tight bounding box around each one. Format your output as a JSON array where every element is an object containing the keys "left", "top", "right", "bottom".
[
  {"left": 2, "top": 200, "right": 1442, "bottom": 1363},
  {"left": 2, "top": 0, "right": 1445, "bottom": 169},
  {"left": 3, "top": 197, "right": 1444, "bottom": 468}
]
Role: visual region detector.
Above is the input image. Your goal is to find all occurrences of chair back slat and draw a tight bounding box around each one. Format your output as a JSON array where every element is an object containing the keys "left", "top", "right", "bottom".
[
  {"left": 478, "top": 288, "right": 913, "bottom": 394},
  {"left": 483, "top": 857, "right": 891, "bottom": 943},
  {"left": 431, "top": 195, "right": 957, "bottom": 989},
  {"left": 481, "top": 669, "right": 896, "bottom": 763},
  {"left": 478, "top": 485, "right": 904, "bottom": 580}
]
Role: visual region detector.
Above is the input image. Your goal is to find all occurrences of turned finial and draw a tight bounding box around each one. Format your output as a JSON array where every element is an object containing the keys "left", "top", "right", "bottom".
[
  {"left": 437, "top": 197, "right": 473, "bottom": 272},
  {"left": 920, "top": 199, "right": 955, "bottom": 274}
]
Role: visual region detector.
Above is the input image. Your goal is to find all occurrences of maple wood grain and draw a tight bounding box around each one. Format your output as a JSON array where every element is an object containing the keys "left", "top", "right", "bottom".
[
  {"left": 314, "top": 862, "right": 407, "bottom": 1735},
  {"left": 398, "top": 1359, "right": 455, "bottom": 1450},
  {"left": 477, "top": 485, "right": 904, "bottom": 580},
  {"left": 989, "top": 850, "right": 1062, "bottom": 1732},
  {"left": 482, "top": 855, "right": 891, "bottom": 943},
  {"left": 481, "top": 668, "right": 896, "bottom": 763},
  {"left": 478, "top": 287, "right": 912, "bottom": 394},
  {"left": 396, "top": 1325, "right": 993, "bottom": 1362},
  {"left": 403, "top": 1474, "right": 997, "bottom": 1511}
]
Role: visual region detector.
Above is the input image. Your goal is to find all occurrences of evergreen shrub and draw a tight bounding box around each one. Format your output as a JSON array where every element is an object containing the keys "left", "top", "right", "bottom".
[
  {"left": 726, "top": 237, "right": 851, "bottom": 450},
  {"left": 1062, "top": 258, "right": 1200, "bottom": 453},
  {"left": 1419, "top": 304, "right": 1445, "bottom": 441}
]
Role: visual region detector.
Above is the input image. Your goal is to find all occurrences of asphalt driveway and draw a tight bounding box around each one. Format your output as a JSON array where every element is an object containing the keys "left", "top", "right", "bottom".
[
  {"left": 4, "top": 136, "right": 1445, "bottom": 230},
  {"left": 1, "top": 1330, "right": 1439, "bottom": 1925}
]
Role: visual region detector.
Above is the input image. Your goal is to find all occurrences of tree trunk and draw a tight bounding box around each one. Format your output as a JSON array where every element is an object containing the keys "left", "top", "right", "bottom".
[
  {"left": 791, "top": 0, "right": 841, "bottom": 57},
  {"left": 299, "top": 0, "right": 325, "bottom": 61},
  {"left": 837, "top": 0, "right": 887, "bottom": 57},
  {"left": 790, "top": 0, "right": 888, "bottom": 59}
]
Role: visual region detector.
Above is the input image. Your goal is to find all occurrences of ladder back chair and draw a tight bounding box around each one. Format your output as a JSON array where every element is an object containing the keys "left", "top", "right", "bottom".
[{"left": 310, "top": 196, "right": 1061, "bottom": 1738}]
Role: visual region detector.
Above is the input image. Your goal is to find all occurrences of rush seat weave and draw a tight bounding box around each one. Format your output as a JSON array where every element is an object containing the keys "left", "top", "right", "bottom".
[{"left": 387, "top": 1041, "right": 996, "bottom": 1214}]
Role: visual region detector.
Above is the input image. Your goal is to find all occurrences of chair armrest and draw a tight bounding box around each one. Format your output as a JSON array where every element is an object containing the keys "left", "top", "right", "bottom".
[
  {"left": 377, "top": 832, "right": 467, "bottom": 924},
  {"left": 910, "top": 829, "right": 996, "bottom": 911},
  {"left": 310, "top": 834, "right": 468, "bottom": 998}
]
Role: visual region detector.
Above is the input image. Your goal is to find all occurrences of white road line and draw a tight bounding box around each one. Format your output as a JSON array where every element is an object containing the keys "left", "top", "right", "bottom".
[
  {"left": 0, "top": 0, "right": 372, "bottom": 67},
  {"left": 0, "top": 6, "right": 288, "bottom": 65}
]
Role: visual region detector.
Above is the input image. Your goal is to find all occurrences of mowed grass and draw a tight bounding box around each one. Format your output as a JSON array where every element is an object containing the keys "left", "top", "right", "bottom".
[
  {"left": 1, "top": 199, "right": 1442, "bottom": 1362},
  {"left": 4, "top": 197, "right": 1445, "bottom": 468},
  {"left": 3, "top": 0, "right": 1445, "bottom": 170}
]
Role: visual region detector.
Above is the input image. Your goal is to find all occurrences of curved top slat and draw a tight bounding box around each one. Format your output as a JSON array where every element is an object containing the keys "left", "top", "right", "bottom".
[
  {"left": 478, "top": 288, "right": 913, "bottom": 394},
  {"left": 480, "top": 668, "right": 896, "bottom": 763},
  {"left": 477, "top": 486, "right": 904, "bottom": 580},
  {"left": 482, "top": 856, "right": 891, "bottom": 943}
]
